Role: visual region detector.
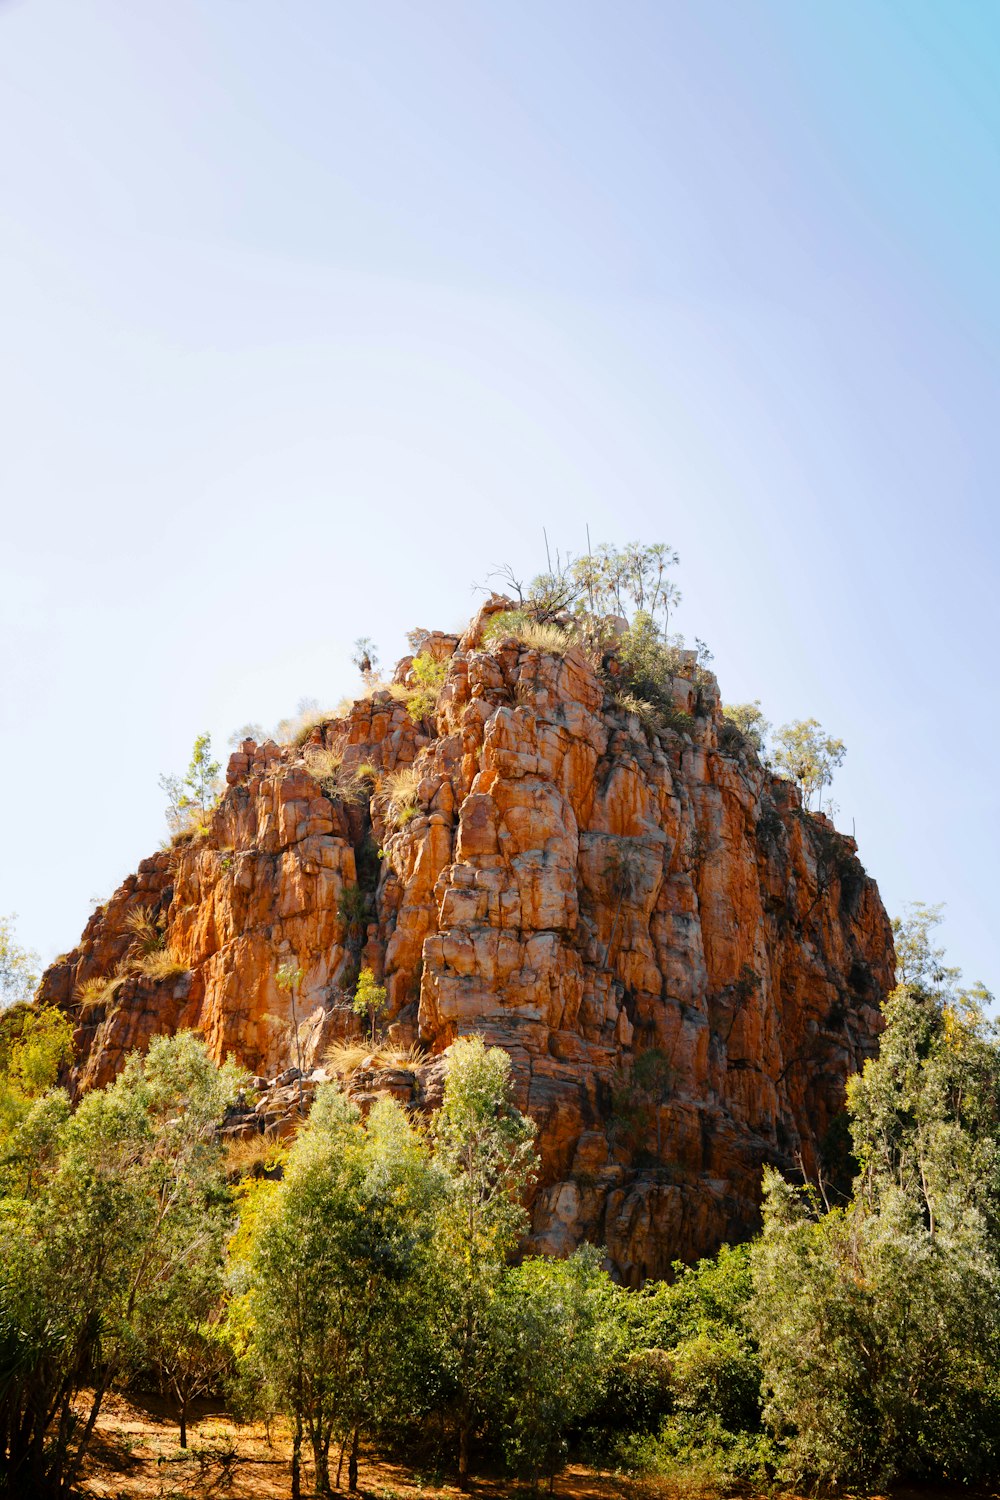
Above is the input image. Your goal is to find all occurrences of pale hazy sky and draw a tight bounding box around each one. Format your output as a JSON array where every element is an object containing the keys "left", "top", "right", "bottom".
[{"left": 2, "top": 1, "right": 997, "bottom": 990}]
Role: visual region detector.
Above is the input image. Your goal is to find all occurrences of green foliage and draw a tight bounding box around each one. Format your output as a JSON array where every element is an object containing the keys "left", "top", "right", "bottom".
[
  {"left": 0, "top": 914, "right": 38, "bottom": 1010},
  {"left": 0, "top": 1033, "right": 242, "bottom": 1498},
  {"left": 351, "top": 967, "right": 388, "bottom": 1044},
  {"left": 571, "top": 541, "right": 681, "bottom": 633},
  {"left": 495, "top": 1246, "right": 619, "bottom": 1489},
  {"left": 0, "top": 1003, "right": 72, "bottom": 1102},
  {"left": 238, "top": 1087, "right": 443, "bottom": 1495},
  {"left": 752, "top": 907, "right": 1000, "bottom": 1488},
  {"left": 583, "top": 1243, "right": 769, "bottom": 1483},
  {"left": 612, "top": 612, "right": 696, "bottom": 738},
  {"left": 721, "top": 700, "right": 771, "bottom": 755},
  {"left": 405, "top": 650, "right": 448, "bottom": 722},
  {"left": 337, "top": 882, "right": 370, "bottom": 936},
  {"left": 159, "top": 732, "right": 222, "bottom": 838},
  {"left": 752, "top": 1171, "right": 1000, "bottom": 1488},
  {"left": 772, "top": 717, "right": 845, "bottom": 811},
  {"left": 429, "top": 1036, "right": 539, "bottom": 1489}
]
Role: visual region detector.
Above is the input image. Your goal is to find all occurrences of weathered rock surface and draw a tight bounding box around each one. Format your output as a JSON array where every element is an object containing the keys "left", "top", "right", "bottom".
[{"left": 39, "top": 603, "right": 894, "bottom": 1281}]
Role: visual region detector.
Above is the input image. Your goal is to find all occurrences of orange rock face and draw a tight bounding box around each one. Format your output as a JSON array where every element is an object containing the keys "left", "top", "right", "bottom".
[{"left": 39, "top": 604, "right": 893, "bottom": 1281}]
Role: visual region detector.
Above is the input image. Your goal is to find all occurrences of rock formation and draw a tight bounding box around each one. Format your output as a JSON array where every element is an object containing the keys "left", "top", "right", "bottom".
[{"left": 39, "top": 600, "right": 894, "bottom": 1281}]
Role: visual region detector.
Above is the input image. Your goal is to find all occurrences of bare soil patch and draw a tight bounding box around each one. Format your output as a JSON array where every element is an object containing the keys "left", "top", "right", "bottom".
[{"left": 76, "top": 1392, "right": 662, "bottom": 1500}]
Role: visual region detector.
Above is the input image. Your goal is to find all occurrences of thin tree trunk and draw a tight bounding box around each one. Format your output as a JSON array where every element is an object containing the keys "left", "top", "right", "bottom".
[
  {"left": 336, "top": 1432, "right": 348, "bottom": 1490},
  {"left": 291, "top": 1414, "right": 302, "bottom": 1500},
  {"left": 179, "top": 1402, "right": 187, "bottom": 1450},
  {"left": 348, "top": 1427, "right": 359, "bottom": 1493}
]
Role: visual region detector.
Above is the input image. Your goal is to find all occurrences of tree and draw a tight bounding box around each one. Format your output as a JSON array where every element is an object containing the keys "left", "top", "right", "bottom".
[
  {"left": 772, "top": 718, "right": 845, "bottom": 811},
  {"left": 0, "top": 1002, "right": 73, "bottom": 1139},
  {"left": 0, "top": 914, "right": 39, "bottom": 1009},
  {"left": 351, "top": 636, "right": 380, "bottom": 685},
  {"left": 138, "top": 1208, "right": 232, "bottom": 1447},
  {"left": 0, "top": 1032, "right": 243, "bottom": 1499},
  {"left": 721, "top": 701, "right": 771, "bottom": 755},
  {"left": 241, "top": 1086, "right": 442, "bottom": 1495},
  {"left": 848, "top": 904, "right": 999, "bottom": 1240},
  {"left": 572, "top": 541, "right": 681, "bottom": 633},
  {"left": 158, "top": 732, "right": 222, "bottom": 837},
  {"left": 751, "top": 911, "right": 1000, "bottom": 1488},
  {"left": 351, "top": 967, "right": 388, "bottom": 1045},
  {"left": 429, "top": 1036, "right": 538, "bottom": 1490},
  {"left": 497, "top": 1246, "right": 618, "bottom": 1492},
  {"left": 275, "top": 961, "right": 306, "bottom": 1107},
  {"left": 751, "top": 1170, "right": 1000, "bottom": 1488}
]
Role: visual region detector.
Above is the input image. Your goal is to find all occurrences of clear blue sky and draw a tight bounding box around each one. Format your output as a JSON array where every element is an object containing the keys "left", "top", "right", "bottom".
[{"left": 1, "top": 0, "right": 997, "bottom": 990}]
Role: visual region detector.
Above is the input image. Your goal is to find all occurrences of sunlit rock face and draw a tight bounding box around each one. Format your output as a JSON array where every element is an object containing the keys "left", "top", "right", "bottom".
[{"left": 39, "top": 601, "right": 893, "bottom": 1282}]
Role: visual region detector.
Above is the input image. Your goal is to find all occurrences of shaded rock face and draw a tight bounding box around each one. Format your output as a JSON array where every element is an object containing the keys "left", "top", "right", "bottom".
[{"left": 40, "top": 603, "right": 894, "bottom": 1282}]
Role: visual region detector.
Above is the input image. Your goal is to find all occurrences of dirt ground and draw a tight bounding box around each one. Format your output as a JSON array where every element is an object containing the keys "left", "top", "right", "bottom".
[{"left": 77, "top": 1392, "right": 664, "bottom": 1500}]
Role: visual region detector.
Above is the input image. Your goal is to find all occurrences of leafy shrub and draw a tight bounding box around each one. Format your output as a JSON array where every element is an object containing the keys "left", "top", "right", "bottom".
[
  {"left": 405, "top": 651, "right": 448, "bottom": 722},
  {"left": 721, "top": 700, "right": 770, "bottom": 756},
  {"left": 159, "top": 733, "right": 221, "bottom": 839}
]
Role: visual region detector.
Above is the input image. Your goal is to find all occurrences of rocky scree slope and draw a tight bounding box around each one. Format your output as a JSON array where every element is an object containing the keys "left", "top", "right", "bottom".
[{"left": 39, "top": 600, "right": 893, "bottom": 1282}]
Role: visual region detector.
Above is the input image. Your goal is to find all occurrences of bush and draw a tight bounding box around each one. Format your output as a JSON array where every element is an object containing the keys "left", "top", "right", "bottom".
[
  {"left": 405, "top": 651, "right": 448, "bottom": 722},
  {"left": 606, "top": 613, "right": 697, "bottom": 738}
]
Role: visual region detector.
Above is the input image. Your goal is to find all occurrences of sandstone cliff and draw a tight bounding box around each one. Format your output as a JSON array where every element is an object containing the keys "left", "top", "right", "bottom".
[{"left": 39, "top": 600, "right": 893, "bottom": 1281}]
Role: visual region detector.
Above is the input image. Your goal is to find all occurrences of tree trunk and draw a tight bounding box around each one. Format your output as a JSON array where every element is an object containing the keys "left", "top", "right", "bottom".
[
  {"left": 179, "top": 1403, "right": 187, "bottom": 1449},
  {"left": 291, "top": 1415, "right": 302, "bottom": 1500},
  {"left": 458, "top": 1418, "right": 471, "bottom": 1492},
  {"left": 348, "top": 1427, "right": 359, "bottom": 1493},
  {"left": 313, "top": 1433, "right": 331, "bottom": 1496},
  {"left": 336, "top": 1432, "right": 348, "bottom": 1490}
]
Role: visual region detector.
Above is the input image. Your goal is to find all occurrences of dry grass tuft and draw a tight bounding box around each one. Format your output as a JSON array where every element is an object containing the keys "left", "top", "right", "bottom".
[
  {"left": 303, "top": 746, "right": 370, "bottom": 805},
  {"left": 379, "top": 765, "right": 421, "bottom": 827},
  {"left": 135, "top": 948, "right": 189, "bottom": 983},
  {"left": 76, "top": 964, "right": 131, "bottom": 1012},
  {"left": 224, "top": 1132, "right": 286, "bottom": 1180},
  {"left": 325, "top": 1038, "right": 427, "bottom": 1078},
  {"left": 123, "top": 905, "right": 164, "bottom": 955},
  {"left": 482, "top": 610, "right": 575, "bottom": 656}
]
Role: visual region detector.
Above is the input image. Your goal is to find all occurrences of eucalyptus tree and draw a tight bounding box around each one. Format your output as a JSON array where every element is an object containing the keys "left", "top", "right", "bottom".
[
  {"left": 242, "top": 1085, "right": 443, "bottom": 1495},
  {"left": 0, "top": 1032, "right": 242, "bottom": 1499},
  {"left": 429, "top": 1036, "right": 538, "bottom": 1491}
]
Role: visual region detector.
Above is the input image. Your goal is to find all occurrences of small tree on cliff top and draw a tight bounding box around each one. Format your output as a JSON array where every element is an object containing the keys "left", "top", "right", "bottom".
[
  {"left": 772, "top": 718, "right": 845, "bottom": 812},
  {"left": 159, "top": 732, "right": 222, "bottom": 837}
]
